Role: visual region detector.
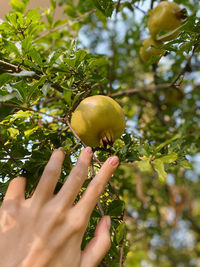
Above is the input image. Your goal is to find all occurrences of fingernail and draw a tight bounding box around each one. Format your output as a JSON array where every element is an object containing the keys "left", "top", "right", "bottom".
[
  {"left": 85, "top": 147, "right": 92, "bottom": 154},
  {"left": 105, "top": 216, "right": 111, "bottom": 229},
  {"left": 108, "top": 156, "right": 119, "bottom": 166},
  {"left": 57, "top": 147, "right": 66, "bottom": 154}
]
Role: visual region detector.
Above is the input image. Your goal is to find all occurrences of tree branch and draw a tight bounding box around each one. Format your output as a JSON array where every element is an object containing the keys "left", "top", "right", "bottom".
[
  {"left": 0, "top": 60, "right": 21, "bottom": 73},
  {"left": 110, "top": 83, "right": 171, "bottom": 97}
]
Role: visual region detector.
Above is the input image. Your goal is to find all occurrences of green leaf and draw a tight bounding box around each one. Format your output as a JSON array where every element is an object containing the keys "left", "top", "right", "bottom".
[
  {"left": 152, "top": 159, "right": 167, "bottom": 183},
  {"left": 106, "top": 200, "right": 125, "bottom": 216},
  {"left": 0, "top": 74, "right": 13, "bottom": 87},
  {"left": 29, "top": 48, "right": 44, "bottom": 66},
  {"left": 179, "top": 160, "right": 192, "bottom": 169},
  {"left": 71, "top": 92, "right": 85, "bottom": 106},
  {"left": 10, "top": 0, "right": 29, "bottom": 13},
  {"left": 93, "top": 0, "right": 114, "bottom": 17},
  {"left": 136, "top": 159, "right": 153, "bottom": 173},
  {"left": 24, "top": 126, "right": 39, "bottom": 138},
  {"left": 23, "top": 59, "right": 41, "bottom": 72},
  {"left": 62, "top": 138, "right": 73, "bottom": 151},
  {"left": 44, "top": 8, "right": 54, "bottom": 25},
  {"left": 75, "top": 49, "right": 87, "bottom": 64},
  {"left": 182, "top": 15, "right": 200, "bottom": 33},
  {"left": 115, "top": 222, "right": 126, "bottom": 245},
  {"left": 179, "top": 41, "right": 196, "bottom": 53},
  {"left": 7, "top": 127, "right": 19, "bottom": 139},
  {"left": 10, "top": 70, "right": 36, "bottom": 77},
  {"left": 122, "top": 133, "right": 131, "bottom": 145},
  {"left": 63, "top": 89, "right": 72, "bottom": 105},
  {"left": 48, "top": 51, "right": 63, "bottom": 66},
  {"left": 22, "top": 37, "right": 32, "bottom": 55},
  {"left": 10, "top": 110, "right": 32, "bottom": 122},
  {"left": 50, "top": 0, "right": 56, "bottom": 9},
  {"left": 0, "top": 181, "right": 10, "bottom": 195},
  {"left": 2, "top": 39, "right": 21, "bottom": 57},
  {"left": 158, "top": 152, "right": 178, "bottom": 164},
  {"left": 0, "top": 92, "right": 18, "bottom": 102},
  {"left": 9, "top": 80, "right": 41, "bottom": 104},
  {"left": 65, "top": 5, "right": 77, "bottom": 17}
]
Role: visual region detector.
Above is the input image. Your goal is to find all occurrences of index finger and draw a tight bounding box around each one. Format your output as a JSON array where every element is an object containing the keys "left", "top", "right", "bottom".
[{"left": 75, "top": 156, "right": 119, "bottom": 217}]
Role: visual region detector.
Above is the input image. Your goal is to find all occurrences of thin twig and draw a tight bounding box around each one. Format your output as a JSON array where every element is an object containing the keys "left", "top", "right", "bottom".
[
  {"left": 132, "top": 4, "right": 148, "bottom": 16},
  {"left": 116, "top": 0, "right": 121, "bottom": 14},
  {"left": 70, "top": 142, "right": 81, "bottom": 153},
  {"left": 108, "top": 180, "right": 120, "bottom": 199},
  {"left": 58, "top": 126, "right": 70, "bottom": 136},
  {"left": 65, "top": 116, "right": 87, "bottom": 147},
  {"left": 150, "top": 0, "right": 155, "bottom": 9},
  {"left": 97, "top": 199, "right": 105, "bottom": 216}
]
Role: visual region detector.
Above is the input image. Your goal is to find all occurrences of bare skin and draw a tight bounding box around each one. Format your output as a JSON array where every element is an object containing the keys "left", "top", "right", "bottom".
[{"left": 0, "top": 147, "right": 119, "bottom": 267}]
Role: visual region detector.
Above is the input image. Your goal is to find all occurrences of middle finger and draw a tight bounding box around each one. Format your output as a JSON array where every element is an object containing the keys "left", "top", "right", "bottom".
[
  {"left": 75, "top": 156, "right": 119, "bottom": 218},
  {"left": 54, "top": 147, "right": 93, "bottom": 206}
]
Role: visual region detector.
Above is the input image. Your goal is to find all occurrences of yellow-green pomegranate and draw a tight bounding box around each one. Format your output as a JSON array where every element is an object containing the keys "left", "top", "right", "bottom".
[
  {"left": 148, "top": 1, "right": 187, "bottom": 42},
  {"left": 70, "top": 95, "right": 126, "bottom": 147},
  {"left": 139, "top": 37, "right": 165, "bottom": 63}
]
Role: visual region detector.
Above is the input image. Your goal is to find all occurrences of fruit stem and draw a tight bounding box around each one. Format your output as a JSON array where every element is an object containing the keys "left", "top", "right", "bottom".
[
  {"left": 99, "top": 130, "right": 114, "bottom": 148},
  {"left": 176, "top": 8, "right": 187, "bottom": 20}
]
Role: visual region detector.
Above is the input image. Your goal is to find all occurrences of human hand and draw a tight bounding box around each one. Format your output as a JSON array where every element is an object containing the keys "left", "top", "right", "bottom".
[{"left": 0, "top": 147, "right": 119, "bottom": 267}]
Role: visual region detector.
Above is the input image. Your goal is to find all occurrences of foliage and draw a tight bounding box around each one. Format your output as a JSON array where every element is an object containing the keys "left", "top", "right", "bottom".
[{"left": 0, "top": 0, "right": 200, "bottom": 266}]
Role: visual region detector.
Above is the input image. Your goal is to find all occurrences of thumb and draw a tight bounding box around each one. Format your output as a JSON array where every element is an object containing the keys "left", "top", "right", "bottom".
[{"left": 80, "top": 216, "right": 111, "bottom": 267}]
